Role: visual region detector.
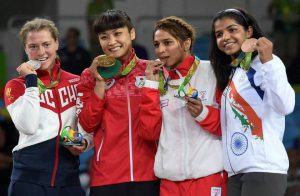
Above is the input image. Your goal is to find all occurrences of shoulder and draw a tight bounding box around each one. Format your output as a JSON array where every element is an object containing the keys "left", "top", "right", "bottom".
[
  {"left": 137, "top": 58, "right": 148, "bottom": 66},
  {"left": 4, "top": 77, "right": 25, "bottom": 106},
  {"left": 5, "top": 77, "right": 25, "bottom": 89},
  {"left": 136, "top": 58, "right": 148, "bottom": 72},
  {"left": 60, "top": 70, "right": 80, "bottom": 84},
  {"left": 61, "top": 69, "right": 80, "bottom": 78},
  {"left": 198, "top": 58, "right": 214, "bottom": 72},
  {"left": 78, "top": 68, "right": 96, "bottom": 88}
]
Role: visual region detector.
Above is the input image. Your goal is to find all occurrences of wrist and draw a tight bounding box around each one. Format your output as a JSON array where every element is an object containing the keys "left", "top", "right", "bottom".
[{"left": 83, "top": 138, "right": 88, "bottom": 150}]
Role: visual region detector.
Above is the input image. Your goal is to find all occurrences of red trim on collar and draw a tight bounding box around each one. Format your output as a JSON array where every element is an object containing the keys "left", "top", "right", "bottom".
[
  {"left": 168, "top": 55, "right": 195, "bottom": 79},
  {"left": 37, "top": 59, "right": 61, "bottom": 82},
  {"left": 120, "top": 49, "right": 136, "bottom": 68}
]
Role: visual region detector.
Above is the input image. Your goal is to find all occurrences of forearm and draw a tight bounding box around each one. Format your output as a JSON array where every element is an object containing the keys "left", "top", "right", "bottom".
[{"left": 138, "top": 81, "right": 162, "bottom": 140}]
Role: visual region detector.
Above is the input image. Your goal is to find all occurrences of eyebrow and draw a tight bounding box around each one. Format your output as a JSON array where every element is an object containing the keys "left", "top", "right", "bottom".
[
  {"left": 99, "top": 28, "right": 122, "bottom": 35},
  {"left": 154, "top": 38, "right": 173, "bottom": 42},
  {"left": 215, "top": 24, "right": 239, "bottom": 32}
]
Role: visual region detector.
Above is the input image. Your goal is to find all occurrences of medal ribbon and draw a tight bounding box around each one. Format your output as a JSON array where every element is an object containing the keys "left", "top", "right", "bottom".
[
  {"left": 37, "top": 71, "right": 60, "bottom": 94},
  {"left": 159, "top": 57, "right": 200, "bottom": 97},
  {"left": 119, "top": 55, "right": 137, "bottom": 76},
  {"left": 231, "top": 52, "right": 252, "bottom": 71}
]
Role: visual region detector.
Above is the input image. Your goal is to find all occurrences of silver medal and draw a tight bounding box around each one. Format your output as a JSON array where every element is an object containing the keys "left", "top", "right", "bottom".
[{"left": 27, "top": 60, "right": 41, "bottom": 70}]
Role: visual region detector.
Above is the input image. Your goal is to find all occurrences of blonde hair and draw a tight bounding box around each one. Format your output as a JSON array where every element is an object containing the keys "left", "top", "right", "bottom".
[
  {"left": 19, "top": 18, "right": 59, "bottom": 45},
  {"left": 154, "top": 16, "right": 196, "bottom": 51}
]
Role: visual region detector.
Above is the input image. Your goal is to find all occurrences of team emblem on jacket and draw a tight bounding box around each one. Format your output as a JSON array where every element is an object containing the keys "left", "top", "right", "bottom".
[
  {"left": 211, "top": 187, "right": 221, "bottom": 196},
  {"left": 105, "top": 79, "right": 115, "bottom": 90},
  {"left": 239, "top": 73, "right": 246, "bottom": 82},
  {"left": 135, "top": 76, "right": 146, "bottom": 88},
  {"left": 198, "top": 90, "right": 207, "bottom": 101},
  {"left": 231, "top": 132, "right": 248, "bottom": 156},
  {"left": 160, "top": 99, "right": 169, "bottom": 108},
  {"left": 5, "top": 88, "right": 14, "bottom": 102}
]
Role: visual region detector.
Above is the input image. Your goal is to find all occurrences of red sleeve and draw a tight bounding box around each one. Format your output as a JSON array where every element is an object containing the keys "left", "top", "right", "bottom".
[
  {"left": 197, "top": 87, "right": 222, "bottom": 136},
  {"left": 76, "top": 68, "right": 105, "bottom": 133},
  {"left": 138, "top": 87, "right": 162, "bottom": 140},
  {"left": 4, "top": 79, "right": 25, "bottom": 107}
]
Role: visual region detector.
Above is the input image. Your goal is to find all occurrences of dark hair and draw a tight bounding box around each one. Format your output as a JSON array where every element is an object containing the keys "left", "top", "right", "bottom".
[
  {"left": 209, "top": 8, "right": 266, "bottom": 91},
  {"left": 93, "top": 9, "right": 133, "bottom": 34},
  {"left": 153, "top": 16, "right": 196, "bottom": 52}
]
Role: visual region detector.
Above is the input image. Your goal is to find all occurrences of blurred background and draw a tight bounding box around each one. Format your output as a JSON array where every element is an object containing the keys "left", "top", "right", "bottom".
[{"left": 0, "top": 0, "right": 300, "bottom": 195}]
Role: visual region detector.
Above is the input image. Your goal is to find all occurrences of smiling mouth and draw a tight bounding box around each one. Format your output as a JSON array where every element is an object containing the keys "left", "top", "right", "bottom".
[
  {"left": 37, "top": 57, "right": 48, "bottom": 62},
  {"left": 224, "top": 42, "right": 235, "bottom": 48},
  {"left": 109, "top": 46, "right": 121, "bottom": 52}
]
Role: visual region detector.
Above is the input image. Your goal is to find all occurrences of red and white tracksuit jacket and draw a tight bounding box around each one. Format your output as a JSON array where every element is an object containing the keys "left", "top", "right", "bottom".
[
  {"left": 4, "top": 61, "right": 91, "bottom": 186},
  {"left": 138, "top": 55, "right": 224, "bottom": 181},
  {"left": 76, "top": 51, "right": 158, "bottom": 187}
]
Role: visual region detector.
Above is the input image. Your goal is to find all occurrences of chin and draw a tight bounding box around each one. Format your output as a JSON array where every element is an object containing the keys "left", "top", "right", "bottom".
[{"left": 224, "top": 50, "right": 235, "bottom": 56}]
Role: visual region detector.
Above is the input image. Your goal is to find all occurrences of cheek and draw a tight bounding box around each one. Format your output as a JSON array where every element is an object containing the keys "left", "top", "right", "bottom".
[
  {"left": 99, "top": 41, "right": 107, "bottom": 50},
  {"left": 26, "top": 51, "right": 35, "bottom": 58},
  {"left": 216, "top": 39, "right": 222, "bottom": 48},
  {"left": 154, "top": 48, "right": 159, "bottom": 56}
]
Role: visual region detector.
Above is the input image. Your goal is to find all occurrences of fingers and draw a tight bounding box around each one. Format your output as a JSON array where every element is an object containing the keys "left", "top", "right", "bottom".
[
  {"left": 145, "top": 60, "right": 164, "bottom": 81},
  {"left": 185, "top": 97, "right": 203, "bottom": 117},
  {"left": 16, "top": 62, "right": 36, "bottom": 76},
  {"left": 89, "top": 56, "right": 105, "bottom": 81},
  {"left": 146, "top": 60, "right": 164, "bottom": 71},
  {"left": 65, "top": 144, "right": 86, "bottom": 156},
  {"left": 256, "top": 37, "right": 273, "bottom": 63}
]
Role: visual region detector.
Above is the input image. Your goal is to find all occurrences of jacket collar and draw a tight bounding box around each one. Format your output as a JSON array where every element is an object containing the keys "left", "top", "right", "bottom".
[
  {"left": 36, "top": 59, "right": 61, "bottom": 82},
  {"left": 168, "top": 55, "right": 195, "bottom": 79}
]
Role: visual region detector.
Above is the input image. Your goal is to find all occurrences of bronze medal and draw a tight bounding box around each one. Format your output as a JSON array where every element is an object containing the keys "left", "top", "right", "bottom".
[
  {"left": 98, "top": 55, "right": 116, "bottom": 67},
  {"left": 241, "top": 38, "right": 257, "bottom": 53}
]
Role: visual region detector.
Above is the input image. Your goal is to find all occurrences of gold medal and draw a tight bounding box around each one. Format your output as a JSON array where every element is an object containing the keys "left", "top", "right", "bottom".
[
  {"left": 98, "top": 55, "right": 116, "bottom": 67},
  {"left": 241, "top": 38, "right": 257, "bottom": 53}
]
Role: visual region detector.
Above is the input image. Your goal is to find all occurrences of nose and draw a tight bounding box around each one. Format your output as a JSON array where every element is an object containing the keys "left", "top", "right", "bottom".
[
  {"left": 108, "top": 35, "right": 116, "bottom": 46},
  {"left": 155, "top": 44, "right": 166, "bottom": 55},
  {"left": 222, "top": 31, "right": 230, "bottom": 41},
  {"left": 37, "top": 45, "right": 45, "bottom": 55}
]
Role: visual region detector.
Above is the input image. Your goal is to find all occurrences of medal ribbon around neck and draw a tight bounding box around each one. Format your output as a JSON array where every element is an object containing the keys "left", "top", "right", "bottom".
[
  {"left": 231, "top": 38, "right": 258, "bottom": 71},
  {"left": 230, "top": 52, "right": 252, "bottom": 71},
  {"left": 37, "top": 71, "right": 61, "bottom": 94},
  {"left": 159, "top": 56, "right": 200, "bottom": 98},
  {"left": 158, "top": 67, "right": 169, "bottom": 95},
  {"left": 119, "top": 55, "right": 137, "bottom": 76}
]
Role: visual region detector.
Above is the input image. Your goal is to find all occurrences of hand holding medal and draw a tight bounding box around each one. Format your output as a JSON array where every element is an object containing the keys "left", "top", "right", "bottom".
[
  {"left": 60, "top": 126, "right": 87, "bottom": 156},
  {"left": 241, "top": 38, "right": 257, "bottom": 53},
  {"left": 242, "top": 37, "right": 273, "bottom": 64},
  {"left": 60, "top": 126, "right": 83, "bottom": 146},
  {"left": 185, "top": 95, "right": 203, "bottom": 117},
  {"left": 27, "top": 60, "right": 41, "bottom": 70},
  {"left": 236, "top": 38, "right": 258, "bottom": 71},
  {"left": 16, "top": 60, "right": 41, "bottom": 76},
  {"left": 96, "top": 55, "right": 121, "bottom": 79},
  {"left": 145, "top": 60, "right": 164, "bottom": 81}
]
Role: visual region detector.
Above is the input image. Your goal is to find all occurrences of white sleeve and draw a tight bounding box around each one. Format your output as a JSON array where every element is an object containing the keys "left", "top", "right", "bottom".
[
  {"left": 7, "top": 87, "right": 40, "bottom": 135},
  {"left": 260, "top": 55, "right": 295, "bottom": 115}
]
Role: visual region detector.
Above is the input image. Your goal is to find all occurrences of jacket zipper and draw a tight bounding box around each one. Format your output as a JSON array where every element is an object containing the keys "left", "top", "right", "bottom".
[
  {"left": 51, "top": 87, "right": 63, "bottom": 186},
  {"left": 125, "top": 77, "right": 134, "bottom": 181},
  {"left": 224, "top": 78, "right": 236, "bottom": 175}
]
